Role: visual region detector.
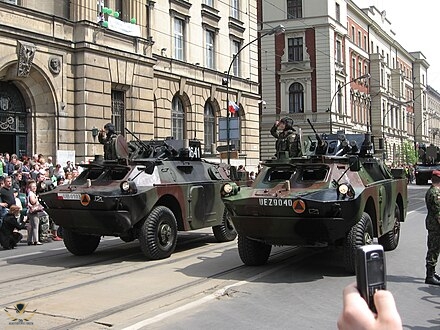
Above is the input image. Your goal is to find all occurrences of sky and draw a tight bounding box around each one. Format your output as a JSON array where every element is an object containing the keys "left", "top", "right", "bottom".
[{"left": 353, "top": 0, "right": 440, "bottom": 91}]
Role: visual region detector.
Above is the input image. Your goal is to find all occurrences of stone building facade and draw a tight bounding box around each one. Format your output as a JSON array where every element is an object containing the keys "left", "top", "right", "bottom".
[
  {"left": 0, "top": 0, "right": 261, "bottom": 169},
  {"left": 259, "top": 0, "right": 431, "bottom": 164}
]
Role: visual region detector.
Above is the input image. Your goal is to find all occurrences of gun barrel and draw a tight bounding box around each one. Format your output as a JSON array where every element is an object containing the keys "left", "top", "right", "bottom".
[{"left": 125, "top": 128, "right": 150, "bottom": 151}]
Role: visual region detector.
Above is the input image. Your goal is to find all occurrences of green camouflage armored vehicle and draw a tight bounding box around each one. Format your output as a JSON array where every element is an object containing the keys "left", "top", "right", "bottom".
[
  {"left": 414, "top": 144, "right": 440, "bottom": 185},
  {"left": 221, "top": 126, "right": 407, "bottom": 273},
  {"left": 40, "top": 133, "right": 236, "bottom": 260}
]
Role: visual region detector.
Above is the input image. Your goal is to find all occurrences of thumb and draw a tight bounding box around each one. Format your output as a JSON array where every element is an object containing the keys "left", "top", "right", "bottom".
[{"left": 374, "top": 290, "right": 401, "bottom": 324}]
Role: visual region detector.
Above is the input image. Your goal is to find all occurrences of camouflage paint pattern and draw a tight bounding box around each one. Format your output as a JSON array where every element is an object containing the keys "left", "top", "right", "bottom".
[
  {"left": 40, "top": 138, "right": 231, "bottom": 240},
  {"left": 223, "top": 133, "right": 408, "bottom": 247}
]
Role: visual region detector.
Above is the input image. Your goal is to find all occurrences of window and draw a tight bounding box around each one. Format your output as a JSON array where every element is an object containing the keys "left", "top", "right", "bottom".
[
  {"left": 337, "top": 84, "right": 343, "bottom": 114},
  {"left": 364, "top": 36, "right": 367, "bottom": 50},
  {"left": 232, "top": 40, "right": 241, "bottom": 76},
  {"left": 288, "top": 37, "right": 303, "bottom": 62},
  {"left": 335, "top": 3, "right": 340, "bottom": 22},
  {"left": 336, "top": 40, "right": 342, "bottom": 63},
  {"left": 357, "top": 31, "right": 361, "bottom": 47},
  {"left": 204, "top": 0, "right": 214, "bottom": 6},
  {"left": 231, "top": 0, "right": 239, "bottom": 19},
  {"left": 171, "top": 96, "right": 185, "bottom": 140},
  {"left": 205, "top": 30, "right": 215, "bottom": 69},
  {"left": 358, "top": 61, "right": 362, "bottom": 77},
  {"left": 287, "top": 0, "right": 302, "bottom": 19},
  {"left": 352, "top": 58, "right": 356, "bottom": 78},
  {"left": 204, "top": 102, "right": 216, "bottom": 153},
  {"left": 173, "top": 17, "right": 184, "bottom": 60},
  {"left": 111, "top": 90, "right": 125, "bottom": 134},
  {"left": 289, "top": 82, "right": 304, "bottom": 113},
  {"left": 351, "top": 26, "right": 355, "bottom": 40}
]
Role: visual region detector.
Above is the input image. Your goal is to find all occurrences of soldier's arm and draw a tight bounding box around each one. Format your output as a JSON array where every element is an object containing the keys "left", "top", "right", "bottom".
[{"left": 270, "top": 124, "right": 279, "bottom": 139}]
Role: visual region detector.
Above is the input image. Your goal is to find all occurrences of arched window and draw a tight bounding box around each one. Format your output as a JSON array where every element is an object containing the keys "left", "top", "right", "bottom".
[
  {"left": 289, "top": 82, "right": 304, "bottom": 113},
  {"left": 204, "top": 102, "right": 216, "bottom": 153},
  {"left": 171, "top": 96, "right": 185, "bottom": 139}
]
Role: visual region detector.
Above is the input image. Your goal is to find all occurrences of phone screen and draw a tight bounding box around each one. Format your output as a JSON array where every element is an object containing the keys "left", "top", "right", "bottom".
[{"left": 367, "top": 257, "right": 385, "bottom": 285}]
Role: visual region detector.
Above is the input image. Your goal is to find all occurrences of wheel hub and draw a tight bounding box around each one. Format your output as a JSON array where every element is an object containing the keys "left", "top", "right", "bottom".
[{"left": 159, "top": 223, "right": 172, "bottom": 245}]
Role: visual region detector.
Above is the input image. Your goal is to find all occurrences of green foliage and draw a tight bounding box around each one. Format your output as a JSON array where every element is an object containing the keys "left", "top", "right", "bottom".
[{"left": 402, "top": 141, "right": 417, "bottom": 164}]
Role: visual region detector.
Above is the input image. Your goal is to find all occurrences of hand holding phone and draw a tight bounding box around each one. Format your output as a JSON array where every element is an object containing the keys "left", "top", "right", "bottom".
[{"left": 356, "top": 244, "right": 386, "bottom": 313}]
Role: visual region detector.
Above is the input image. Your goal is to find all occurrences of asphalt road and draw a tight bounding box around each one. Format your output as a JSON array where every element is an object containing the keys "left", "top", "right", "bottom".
[{"left": 0, "top": 184, "right": 434, "bottom": 330}]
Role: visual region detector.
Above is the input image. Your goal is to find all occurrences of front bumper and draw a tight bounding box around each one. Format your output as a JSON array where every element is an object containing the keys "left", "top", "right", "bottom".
[
  {"left": 230, "top": 215, "right": 349, "bottom": 246},
  {"left": 45, "top": 209, "right": 132, "bottom": 236}
]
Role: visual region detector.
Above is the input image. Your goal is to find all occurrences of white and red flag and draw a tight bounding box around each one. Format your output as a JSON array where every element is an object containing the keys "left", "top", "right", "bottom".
[{"left": 228, "top": 101, "right": 239, "bottom": 114}]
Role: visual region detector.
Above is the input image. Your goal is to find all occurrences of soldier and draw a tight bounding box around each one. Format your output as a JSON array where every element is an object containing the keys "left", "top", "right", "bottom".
[
  {"left": 270, "top": 117, "right": 302, "bottom": 158},
  {"left": 98, "top": 122, "right": 117, "bottom": 160},
  {"left": 424, "top": 170, "right": 440, "bottom": 285}
]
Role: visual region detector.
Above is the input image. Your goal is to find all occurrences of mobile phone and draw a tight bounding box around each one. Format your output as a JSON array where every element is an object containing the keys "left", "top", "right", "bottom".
[{"left": 356, "top": 244, "right": 386, "bottom": 313}]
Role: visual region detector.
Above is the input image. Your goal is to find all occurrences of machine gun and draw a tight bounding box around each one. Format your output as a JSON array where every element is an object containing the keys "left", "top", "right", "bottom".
[
  {"left": 125, "top": 128, "right": 153, "bottom": 158},
  {"left": 307, "top": 119, "right": 328, "bottom": 155}
]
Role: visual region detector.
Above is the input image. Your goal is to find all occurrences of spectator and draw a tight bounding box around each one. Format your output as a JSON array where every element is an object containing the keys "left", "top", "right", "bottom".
[
  {"left": 0, "top": 205, "right": 26, "bottom": 250},
  {"left": 0, "top": 153, "right": 4, "bottom": 177},
  {"left": 30, "top": 163, "right": 40, "bottom": 180},
  {"left": 0, "top": 176, "right": 16, "bottom": 208},
  {"left": 46, "top": 156, "right": 54, "bottom": 177},
  {"left": 249, "top": 171, "right": 256, "bottom": 181},
  {"left": 53, "top": 164, "right": 65, "bottom": 180},
  {"left": 6, "top": 154, "right": 18, "bottom": 176},
  {"left": 0, "top": 177, "right": 7, "bottom": 222},
  {"left": 64, "top": 160, "right": 74, "bottom": 173},
  {"left": 26, "top": 180, "right": 43, "bottom": 245}
]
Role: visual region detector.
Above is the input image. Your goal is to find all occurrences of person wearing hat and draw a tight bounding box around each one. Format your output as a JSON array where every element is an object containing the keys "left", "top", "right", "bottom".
[
  {"left": 0, "top": 205, "right": 26, "bottom": 249},
  {"left": 424, "top": 170, "right": 440, "bottom": 285},
  {"left": 98, "top": 122, "right": 117, "bottom": 160},
  {"left": 270, "top": 116, "right": 302, "bottom": 158}
]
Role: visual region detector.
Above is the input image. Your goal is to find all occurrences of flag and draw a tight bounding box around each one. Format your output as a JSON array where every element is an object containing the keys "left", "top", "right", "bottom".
[{"left": 228, "top": 101, "right": 239, "bottom": 114}]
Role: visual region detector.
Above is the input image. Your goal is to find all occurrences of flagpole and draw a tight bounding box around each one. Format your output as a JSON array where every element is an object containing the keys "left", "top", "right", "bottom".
[{"left": 224, "top": 24, "right": 285, "bottom": 165}]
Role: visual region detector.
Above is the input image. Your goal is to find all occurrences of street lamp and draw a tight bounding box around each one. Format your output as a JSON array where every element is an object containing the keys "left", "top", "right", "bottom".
[
  {"left": 224, "top": 24, "right": 285, "bottom": 164},
  {"left": 414, "top": 117, "right": 429, "bottom": 151},
  {"left": 327, "top": 73, "right": 370, "bottom": 133}
]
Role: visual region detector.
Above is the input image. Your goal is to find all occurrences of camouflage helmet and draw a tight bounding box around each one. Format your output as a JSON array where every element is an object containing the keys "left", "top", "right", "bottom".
[{"left": 280, "top": 117, "right": 294, "bottom": 130}]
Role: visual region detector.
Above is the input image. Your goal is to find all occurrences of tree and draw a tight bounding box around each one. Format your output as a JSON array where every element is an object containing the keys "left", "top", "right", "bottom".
[{"left": 402, "top": 141, "right": 417, "bottom": 165}]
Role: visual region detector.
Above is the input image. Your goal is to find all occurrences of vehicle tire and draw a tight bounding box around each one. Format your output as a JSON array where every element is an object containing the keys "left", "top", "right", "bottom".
[
  {"left": 212, "top": 209, "right": 237, "bottom": 242},
  {"left": 378, "top": 203, "right": 401, "bottom": 251},
  {"left": 63, "top": 229, "right": 101, "bottom": 256},
  {"left": 238, "top": 235, "right": 272, "bottom": 266},
  {"left": 343, "top": 212, "right": 374, "bottom": 273},
  {"left": 139, "top": 206, "right": 178, "bottom": 260}
]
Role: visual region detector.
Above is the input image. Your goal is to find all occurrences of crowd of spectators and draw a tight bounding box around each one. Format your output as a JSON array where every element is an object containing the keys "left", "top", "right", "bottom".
[{"left": 0, "top": 152, "right": 81, "bottom": 250}]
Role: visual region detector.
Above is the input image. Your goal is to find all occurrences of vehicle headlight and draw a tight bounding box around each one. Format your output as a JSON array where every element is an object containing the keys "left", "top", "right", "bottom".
[
  {"left": 338, "top": 184, "right": 349, "bottom": 195},
  {"left": 120, "top": 181, "right": 137, "bottom": 194},
  {"left": 222, "top": 183, "right": 233, "bottom": 194},
  {"left": 121, "top": 181, "right": 130, "bottom": 192},
  {"left": 221, "top": 182, "right": 239, "bottom": 196},
  {"left": 338, "top": 183, "right": 355, "bottom": 199}
]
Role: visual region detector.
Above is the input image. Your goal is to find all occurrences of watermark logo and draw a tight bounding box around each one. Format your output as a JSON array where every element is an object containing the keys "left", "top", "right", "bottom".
[{"left": 4, "top": 302, "right": 36, "bottom": 326}]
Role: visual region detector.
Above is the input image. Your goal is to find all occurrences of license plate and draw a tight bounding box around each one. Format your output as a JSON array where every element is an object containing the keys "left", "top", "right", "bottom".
[{"left": 57, "top": 193, "right": 81, "bottom": 200}]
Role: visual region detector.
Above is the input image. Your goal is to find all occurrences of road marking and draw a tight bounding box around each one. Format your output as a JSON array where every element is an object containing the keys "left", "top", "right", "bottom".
[
  {"left": 408, "top": 206, "right": 426, "bottom": 215},
  {"left": 121, "top": 260, "right": 296, "bottom": 330}
]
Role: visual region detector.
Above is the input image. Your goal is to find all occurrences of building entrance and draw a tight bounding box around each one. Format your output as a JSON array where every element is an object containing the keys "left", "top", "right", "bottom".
[{"left": 0, "top": 82, "right": 28, "bottom": 157}]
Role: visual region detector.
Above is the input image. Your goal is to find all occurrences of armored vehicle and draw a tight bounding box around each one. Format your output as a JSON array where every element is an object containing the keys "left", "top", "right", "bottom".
[
  {"left": 414, "top": 144, "right": 440, "bottom": 185},
  {"left": 40, "top": 134, "right": 236, "bottom": 260},
  {"left": 221, "top": 126, "right": 407, "bottom": 273}
]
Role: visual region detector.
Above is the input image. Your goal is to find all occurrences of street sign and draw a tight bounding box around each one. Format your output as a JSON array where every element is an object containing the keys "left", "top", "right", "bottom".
[{"left": 216, "top": 144, "right": 236, "bottom": 152}]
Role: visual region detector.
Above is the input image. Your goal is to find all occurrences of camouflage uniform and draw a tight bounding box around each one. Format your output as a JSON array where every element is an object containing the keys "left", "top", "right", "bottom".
[
  {"left": 425, "top": 183, "right": 440, "bottom": 284},
  {"left": 270, "top": 124, "right": 302, "bottom": 158},
  {"left": 98, "top": 123, "right": 117, "bottom": 160}
]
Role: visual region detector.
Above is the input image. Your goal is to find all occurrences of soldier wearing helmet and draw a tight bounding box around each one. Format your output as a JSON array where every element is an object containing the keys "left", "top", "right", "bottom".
[
  {"left": 98, "top": 122, "right": 117, "bottom": 160},
  {"left": 270, "top": 117, "right": 302, "bottom": 158}
]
